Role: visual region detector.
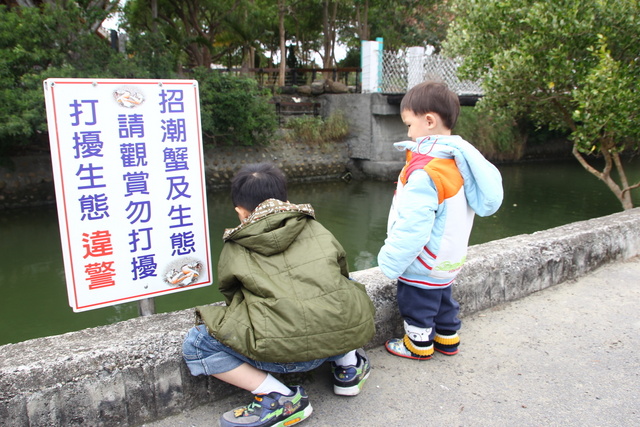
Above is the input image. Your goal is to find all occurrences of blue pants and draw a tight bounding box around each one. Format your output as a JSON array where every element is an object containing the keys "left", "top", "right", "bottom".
[
  {"left": 397, "top": 281, "right": 461, "bottom": 340},
  {"left": 182, "top": 324, "right": 345, "bottom": 376}
]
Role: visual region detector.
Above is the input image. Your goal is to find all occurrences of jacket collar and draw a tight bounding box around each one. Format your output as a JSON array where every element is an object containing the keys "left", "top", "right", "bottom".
[{"left": 223, "top": 198, "right": 315, "bottom": 241}]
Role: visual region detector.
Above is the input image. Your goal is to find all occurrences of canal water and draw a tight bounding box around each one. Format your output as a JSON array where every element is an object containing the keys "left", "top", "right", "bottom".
[{"left": 1, "top": 158, "right": 638, "bottom": 346}]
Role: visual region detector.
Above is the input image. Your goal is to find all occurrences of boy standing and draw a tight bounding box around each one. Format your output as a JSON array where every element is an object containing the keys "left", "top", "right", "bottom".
[
  {"left": 183, "top": 163, "right": 375, "bottom": 427},
  {"left": 378, "top": 81, "right": 503, "bottom": 360}
]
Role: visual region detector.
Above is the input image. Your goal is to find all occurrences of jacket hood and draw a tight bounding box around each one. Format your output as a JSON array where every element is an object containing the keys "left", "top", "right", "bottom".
[
  {"left": 394, "top": 135, "right": 503, "bottom": 217},
  {"left": 223, "top": 199, "right": 316, "bottom": 256}
]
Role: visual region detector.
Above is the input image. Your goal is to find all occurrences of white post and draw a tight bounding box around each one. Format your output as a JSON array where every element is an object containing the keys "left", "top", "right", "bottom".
[
  {"left": 407, "top": 46, "right": 425, "bottom": 91},
  {"left": 361, "top": 38, "right": 383, "bottom": 93}
]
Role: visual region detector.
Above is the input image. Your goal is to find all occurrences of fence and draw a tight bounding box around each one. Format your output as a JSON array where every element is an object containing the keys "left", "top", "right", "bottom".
[
  {"left": 270, "top": 99, "right": 321, "bottom": 125},
  {"left": 213, "top": 67, "right": 361, "bottom": 91},
  {"left": 213, "top": 44, "right": 482, "bottom": 98},
  {"left": 362, "top": 40, "right": 483, "bottom": 96}
]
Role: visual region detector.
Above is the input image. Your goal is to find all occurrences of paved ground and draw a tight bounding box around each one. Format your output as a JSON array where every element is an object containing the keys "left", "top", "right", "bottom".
[{"left": 142, "top": 257, "right": 640, "bottom": 427}]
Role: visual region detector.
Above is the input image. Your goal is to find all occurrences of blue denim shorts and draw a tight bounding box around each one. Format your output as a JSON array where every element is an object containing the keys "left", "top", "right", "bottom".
[{"left": 182, "top": 325, "right": 345, "bottom": 376}]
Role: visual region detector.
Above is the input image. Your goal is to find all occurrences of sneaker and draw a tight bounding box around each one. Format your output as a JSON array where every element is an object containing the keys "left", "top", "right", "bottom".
[
  {"left": 385, "top": 335, "right": 433, "bottom": 360},
  {"left": 434, "top": 329, "right": 460, "bottom": 356},
  {"left": 331, "top": 349, "right": 371, "bottom": 396},
  {"left": 219, "top": 385, "right": 312, "bottom": 427}
]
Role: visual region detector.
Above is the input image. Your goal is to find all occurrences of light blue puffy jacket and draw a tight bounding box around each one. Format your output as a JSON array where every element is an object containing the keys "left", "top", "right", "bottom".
[{"left": 378, "top": 135, "right": 503, "bottom": 288}]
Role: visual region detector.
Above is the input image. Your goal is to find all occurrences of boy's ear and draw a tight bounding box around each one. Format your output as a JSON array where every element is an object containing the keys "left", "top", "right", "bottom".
[
  {"left": 235, "top": 206, "right": 252, "bottom": 221},
  {"left": 424, "top": 113, "right": 438, "bottom": 129}
]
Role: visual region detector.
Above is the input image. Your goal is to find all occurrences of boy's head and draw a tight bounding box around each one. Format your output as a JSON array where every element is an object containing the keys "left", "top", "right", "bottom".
[
  {"left": 231, "top": 163, "right": 288, "bottom": 220},
  {"left": 400, "top": 81, "right": 460, "bottom": 140}
]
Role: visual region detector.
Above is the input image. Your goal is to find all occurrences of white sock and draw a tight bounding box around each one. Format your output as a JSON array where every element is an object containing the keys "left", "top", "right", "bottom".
[
  {"left": 251, "top": 373, "right": 292, "bottom": 396},
  {"left": 333, "top": 350, "right": 358, "bottom": 367}
]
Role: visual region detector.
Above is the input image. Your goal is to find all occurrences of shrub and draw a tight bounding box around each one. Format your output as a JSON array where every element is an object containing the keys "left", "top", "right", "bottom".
[
  {"left": 455, "top": 106, "right": 525, "bottom": 162},
  {"left": 192, "top": 68, "right": 278, "bottom": 146},
  {"left": 284, "top": 110, "right": 349, "bottom": 146}
]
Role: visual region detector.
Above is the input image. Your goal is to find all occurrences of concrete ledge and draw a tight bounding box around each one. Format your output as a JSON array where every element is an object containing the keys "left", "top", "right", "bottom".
[
  {"left": 354, "top": 208, "right": 640, "bottom": 346},
  {"left": 2, "top": 208, "right": 639, "bottom": 426},
  {"left": 355, "top": 160, "right": 404, "bottom": 181}
]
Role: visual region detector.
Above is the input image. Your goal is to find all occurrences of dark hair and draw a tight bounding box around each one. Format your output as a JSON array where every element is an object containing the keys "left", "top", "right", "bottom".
[
  {"left": 400, "top": 81, "right": 460, "bottom": 129},
  {"left": 230, "top": 163, "right": 288, "bottom": 212}
]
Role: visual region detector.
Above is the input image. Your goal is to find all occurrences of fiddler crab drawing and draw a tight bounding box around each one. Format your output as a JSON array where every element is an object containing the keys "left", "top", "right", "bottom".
[
  {"left": 165, "top": 262, "right": 202, "bottom": 287},
  {"left": 113, "top": 88, "right": 145, "bottom": 108}
]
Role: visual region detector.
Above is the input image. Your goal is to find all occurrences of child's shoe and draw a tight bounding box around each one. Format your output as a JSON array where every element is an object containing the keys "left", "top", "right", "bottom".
[
  {"left": 434, "top": 329, "right": 460, "bottom": 356},
  {"left": 219, "top": 385, "right": 312, "bottom": 427},
  {"left": 331, "top": 348, "right": 371, "bottom": 396},
  {"left": 385, "top": 335, "right": 433, "bottom": 360}
]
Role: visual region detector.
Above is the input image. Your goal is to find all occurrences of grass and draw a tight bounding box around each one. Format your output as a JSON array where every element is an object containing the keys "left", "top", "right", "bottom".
[{"left": 283, "top": 111, "right": 349, "bottom": 146}]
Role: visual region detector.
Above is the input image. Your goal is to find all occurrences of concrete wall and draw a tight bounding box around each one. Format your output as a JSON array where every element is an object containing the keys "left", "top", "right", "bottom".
[
  {"left": 0, "top": 155, "right": 57, "bottom": 209},
  {"left": 0, "top": 139, "right": 354, "bottom": 210},
  {"left": 321, "top": 93, "right": 406, "bottom": 180},
  {"left": 2, "top": 208, "right": 639, "bottom": 426}
]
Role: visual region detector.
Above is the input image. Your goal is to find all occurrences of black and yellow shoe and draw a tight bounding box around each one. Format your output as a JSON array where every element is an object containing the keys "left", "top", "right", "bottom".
[{"left": 434, "top": 329, "right": 460, "bottom": 356}]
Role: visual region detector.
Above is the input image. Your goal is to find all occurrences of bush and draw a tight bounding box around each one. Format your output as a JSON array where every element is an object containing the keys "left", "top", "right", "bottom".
[
  {"left": 284, "top": 110, "right": 349, "bottom": 146},
  {"left": 192, "top": 68, "right": 278, "bottom": 146},
  {"left": 455, "top": 106, "right": 525, "bottom": 162}
]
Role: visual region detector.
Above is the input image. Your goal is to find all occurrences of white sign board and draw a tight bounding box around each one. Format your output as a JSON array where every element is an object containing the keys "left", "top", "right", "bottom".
[{"left": 43, "top": 79, "right": 212, "bottom": 312}]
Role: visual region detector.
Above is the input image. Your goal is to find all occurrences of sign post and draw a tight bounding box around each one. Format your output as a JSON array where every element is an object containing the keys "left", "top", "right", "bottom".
[{"left": 43, "top": 79, "right": 212, "bottom": 312}]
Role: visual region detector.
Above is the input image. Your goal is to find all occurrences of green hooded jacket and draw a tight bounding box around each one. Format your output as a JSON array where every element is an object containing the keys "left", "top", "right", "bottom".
[{"left": 196, "top": 199, "right": 376, "bottom": 363}]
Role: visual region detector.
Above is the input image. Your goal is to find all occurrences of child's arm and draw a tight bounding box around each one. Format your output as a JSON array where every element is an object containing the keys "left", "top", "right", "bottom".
[
  {"left": 378, "top": 170, "right": 439, "bottom": 279},
  {"left": 216, "top": 242, "right": 245, "bottom": 304},
  {"left": 324, "top": 225, "right": 351, "bottom": 278}
]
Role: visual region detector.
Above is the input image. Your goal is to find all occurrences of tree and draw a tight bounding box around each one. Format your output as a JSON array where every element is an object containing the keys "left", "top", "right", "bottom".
[
  {"left": 2, "top": 0, "right": 118, "bottom": 31},
  {"left": 445, "top": 0, "right": 640, "bottom": 209},
  {"left": 342, "top": 0, "right": 451, "bottom": 52},
  {"left": 123, "top": 0, "right": 246, "bottom": 70},
  {"left": 0, "top": 2, "right": 141, "bottom": 152},
  {"left": 283, "top": 0, "right": 323, "bottom": 67}
]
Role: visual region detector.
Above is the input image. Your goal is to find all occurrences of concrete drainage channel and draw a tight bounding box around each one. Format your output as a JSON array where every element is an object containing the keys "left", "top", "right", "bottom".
[{"left": 1, "top": 208, "right": 639, "bottom": 426}]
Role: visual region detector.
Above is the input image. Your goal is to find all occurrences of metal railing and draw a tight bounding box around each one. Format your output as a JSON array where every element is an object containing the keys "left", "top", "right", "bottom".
[
  {"left": 213, "top": 67, "right": 361, "bottom": 91},
  {"left": 213, "top": 51, "right": 482, "bottom": 98}
]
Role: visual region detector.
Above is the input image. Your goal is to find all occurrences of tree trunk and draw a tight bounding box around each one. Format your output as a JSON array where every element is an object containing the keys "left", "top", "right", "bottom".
[
  {"left": 572, "top": 144, "right": 634, "bottom": 210},
  {"left": 151, "top": 0, "right": 158, "bottom": 32},
  {"left": 278, "top": 0, "right": 286, "bottom": 87},
  {"left": 322, "top": 0, "right": 337, "bottom": 76},
  {"left": 355, "top": 0, "right": 370, "bottom": 41}
]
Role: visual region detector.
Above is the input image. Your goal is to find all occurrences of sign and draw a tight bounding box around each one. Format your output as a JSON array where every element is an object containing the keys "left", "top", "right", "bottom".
[{"left": 43, "top": 79, "right": 212, "bottom": 312}]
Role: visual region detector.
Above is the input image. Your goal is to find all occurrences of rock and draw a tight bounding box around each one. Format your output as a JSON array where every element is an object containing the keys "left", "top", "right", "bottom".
[
  {"left": 296, "top": 85, "right": 312, "bottom": 95},
  {"left": 310, "top": 80, "right": 326, "bottom": 95},
  {"left": 325, "top": 79, "right": 349, "bottom": 94}
]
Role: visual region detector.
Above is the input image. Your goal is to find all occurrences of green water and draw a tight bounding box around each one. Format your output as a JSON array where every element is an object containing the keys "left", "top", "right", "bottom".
[{"left": 1, "top": 158, "right": 638, "bottom": 345}]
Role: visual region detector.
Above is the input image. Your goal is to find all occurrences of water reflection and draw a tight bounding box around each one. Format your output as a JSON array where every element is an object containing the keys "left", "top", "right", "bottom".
[{"left": 0, "top": 158, "right": 638, "bottom": 345}]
